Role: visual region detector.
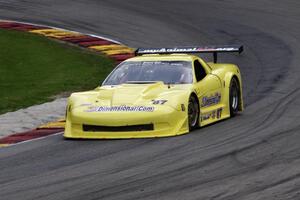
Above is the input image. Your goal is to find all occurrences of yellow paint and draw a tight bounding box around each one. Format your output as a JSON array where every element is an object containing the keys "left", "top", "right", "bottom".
[
  {"left": 89, "top": 44, "right": 130, "bottom": 51},
  {"left": 30, "top": 28, "right": 63, "bottom": 35},
  {"left": 57, "top": 118, "right": 66, "bottom": 122},
  {"left": 103, "top": 49, "right": 134, "bottom": 55},
  {"left": 64, "top": 54, "right": 243, "bottom": 139},
  {"left": 39, "top": 121, "right": 65, "bottom": 129},
  {"left": 0, "top": 144, "right": 9, "bottom": 147},
  {"left": 47, "top": 32, "right": 82, "bottom": 39},
  {"left": 30, "top": 28, "right": 82, "bottom": 38}
]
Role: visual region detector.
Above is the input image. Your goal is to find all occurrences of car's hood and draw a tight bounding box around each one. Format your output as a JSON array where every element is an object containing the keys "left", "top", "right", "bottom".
[{"left": 69, "top": 82, "right": 192, "bottom": 110}]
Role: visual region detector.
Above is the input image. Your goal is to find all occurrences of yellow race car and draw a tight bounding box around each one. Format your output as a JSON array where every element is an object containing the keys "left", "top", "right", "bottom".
[{"left": 64, "top": 46, "right": 244, "bottom": 139}]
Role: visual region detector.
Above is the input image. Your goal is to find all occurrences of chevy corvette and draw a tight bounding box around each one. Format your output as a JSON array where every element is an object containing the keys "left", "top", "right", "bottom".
[{"left": 64, "top": 45, "right": 243, "bottom": 139}]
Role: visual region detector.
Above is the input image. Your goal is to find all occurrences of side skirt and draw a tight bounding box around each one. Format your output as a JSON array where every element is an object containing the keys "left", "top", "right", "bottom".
[{"left": 199, "top": 104, "right": 229, "bottom": 127}]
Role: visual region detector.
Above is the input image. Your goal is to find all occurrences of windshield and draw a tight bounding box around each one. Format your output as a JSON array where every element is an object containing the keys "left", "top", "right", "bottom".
[{"left": 102, "top": 61, "right": 193, "bottom": 85}]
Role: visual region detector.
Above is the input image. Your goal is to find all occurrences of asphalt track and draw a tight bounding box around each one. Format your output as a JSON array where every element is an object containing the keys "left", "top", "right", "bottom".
[{"left": 0, "top": 0, "right": 300, "bottom": 199}]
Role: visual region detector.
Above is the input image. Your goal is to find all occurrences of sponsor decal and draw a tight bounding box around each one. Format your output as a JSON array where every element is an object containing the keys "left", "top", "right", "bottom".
[
  {"left": 138, "top": 46, "right": 239, "bottom": 54},
  {"left": 216, "top": 108, "right": 222, "bottom": 118},
  {"left": 139, "top": 47, "right": 199, "bottom": 54},
  {"left": 215, "top": 47, "right": 237, "bottom": 51},
  {"left": 211, "top": 110, "right": 216, "bottom": 119},
  {"left": 84, "top": 105, "right": 155, "bottom": 112},
  {"left": 201, "top": 93, "right": 221, "bottom": 107},
  {"left": 200, "top": 108, "right": 223, "bottom": 122},
  {"left": 151, "top": 99, "right": 168, "bottom": 105},
  {"left": 201, "top": 113, "right": 211, "bottom": 121}
]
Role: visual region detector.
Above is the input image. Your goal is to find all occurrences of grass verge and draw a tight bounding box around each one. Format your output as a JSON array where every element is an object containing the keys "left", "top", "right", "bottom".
[{"left": 0, "top": 29, "right": 115, "bottom": 114}]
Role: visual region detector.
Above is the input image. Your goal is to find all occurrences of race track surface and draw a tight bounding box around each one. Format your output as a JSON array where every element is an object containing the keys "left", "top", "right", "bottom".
[{"left": 1, "top": 0, "right": 300, "bottom": 199}]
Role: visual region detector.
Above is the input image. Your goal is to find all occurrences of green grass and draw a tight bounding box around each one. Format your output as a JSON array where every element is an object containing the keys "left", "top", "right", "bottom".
[{"left": 0, "top": 29, "right": 115, "bottom": 114}]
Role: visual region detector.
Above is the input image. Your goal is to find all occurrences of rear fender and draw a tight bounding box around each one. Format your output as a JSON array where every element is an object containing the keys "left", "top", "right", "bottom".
[{"left": 223, "top": 69, "right": 244, "bottom": 112}]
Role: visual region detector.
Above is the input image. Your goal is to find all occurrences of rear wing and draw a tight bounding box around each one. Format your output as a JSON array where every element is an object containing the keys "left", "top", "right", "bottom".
[{"left": 135, "top": 45, "right": 243, "bottom": 63}]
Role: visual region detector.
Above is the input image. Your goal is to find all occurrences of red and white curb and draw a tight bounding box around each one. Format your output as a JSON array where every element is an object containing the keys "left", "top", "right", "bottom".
[{"left": 0, "top": 20, "right": 135, "bottom": 147}]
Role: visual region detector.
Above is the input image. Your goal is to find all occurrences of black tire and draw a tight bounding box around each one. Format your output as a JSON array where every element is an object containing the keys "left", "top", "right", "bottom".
[
  {"left": 229, "top": 77, "right": 240, "bottom": 117},
  {"left": 188, "top": 95, "right": 199, "bottom": 130}
]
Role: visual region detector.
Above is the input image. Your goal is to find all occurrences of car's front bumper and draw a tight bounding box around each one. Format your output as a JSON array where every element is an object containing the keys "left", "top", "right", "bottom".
[{"left": 63, "top": 106, "right": 189, "bottom": 139}]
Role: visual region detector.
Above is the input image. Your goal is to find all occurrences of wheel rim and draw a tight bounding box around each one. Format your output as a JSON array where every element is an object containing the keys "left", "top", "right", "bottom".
[
  {"left": 188, "top": 96, "right": 199, "bottom": 128},
  {"left": 231, "top": 81, "right": 239, "bottom": 110}
]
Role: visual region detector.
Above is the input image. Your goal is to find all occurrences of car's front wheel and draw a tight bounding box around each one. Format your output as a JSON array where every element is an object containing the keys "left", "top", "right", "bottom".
[
  {"left": 229, "top": 77, "right": 240, "bottom": 116},
  {"left": 188, "top": 95, "right": 199, "bottom": 131}
]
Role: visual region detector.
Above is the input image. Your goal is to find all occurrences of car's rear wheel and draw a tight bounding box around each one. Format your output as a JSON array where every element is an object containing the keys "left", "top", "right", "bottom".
[
  {"left": 188, "top": 95, "right": 199, "bottom": 130},
  {"left": 229, "top": 77, "right": 240, "bottom": 116}
]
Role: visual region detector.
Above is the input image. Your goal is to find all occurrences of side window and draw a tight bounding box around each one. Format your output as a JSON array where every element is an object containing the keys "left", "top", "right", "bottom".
[{"left": 194, "top": 60, "right": 207, "bottom": 82}]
